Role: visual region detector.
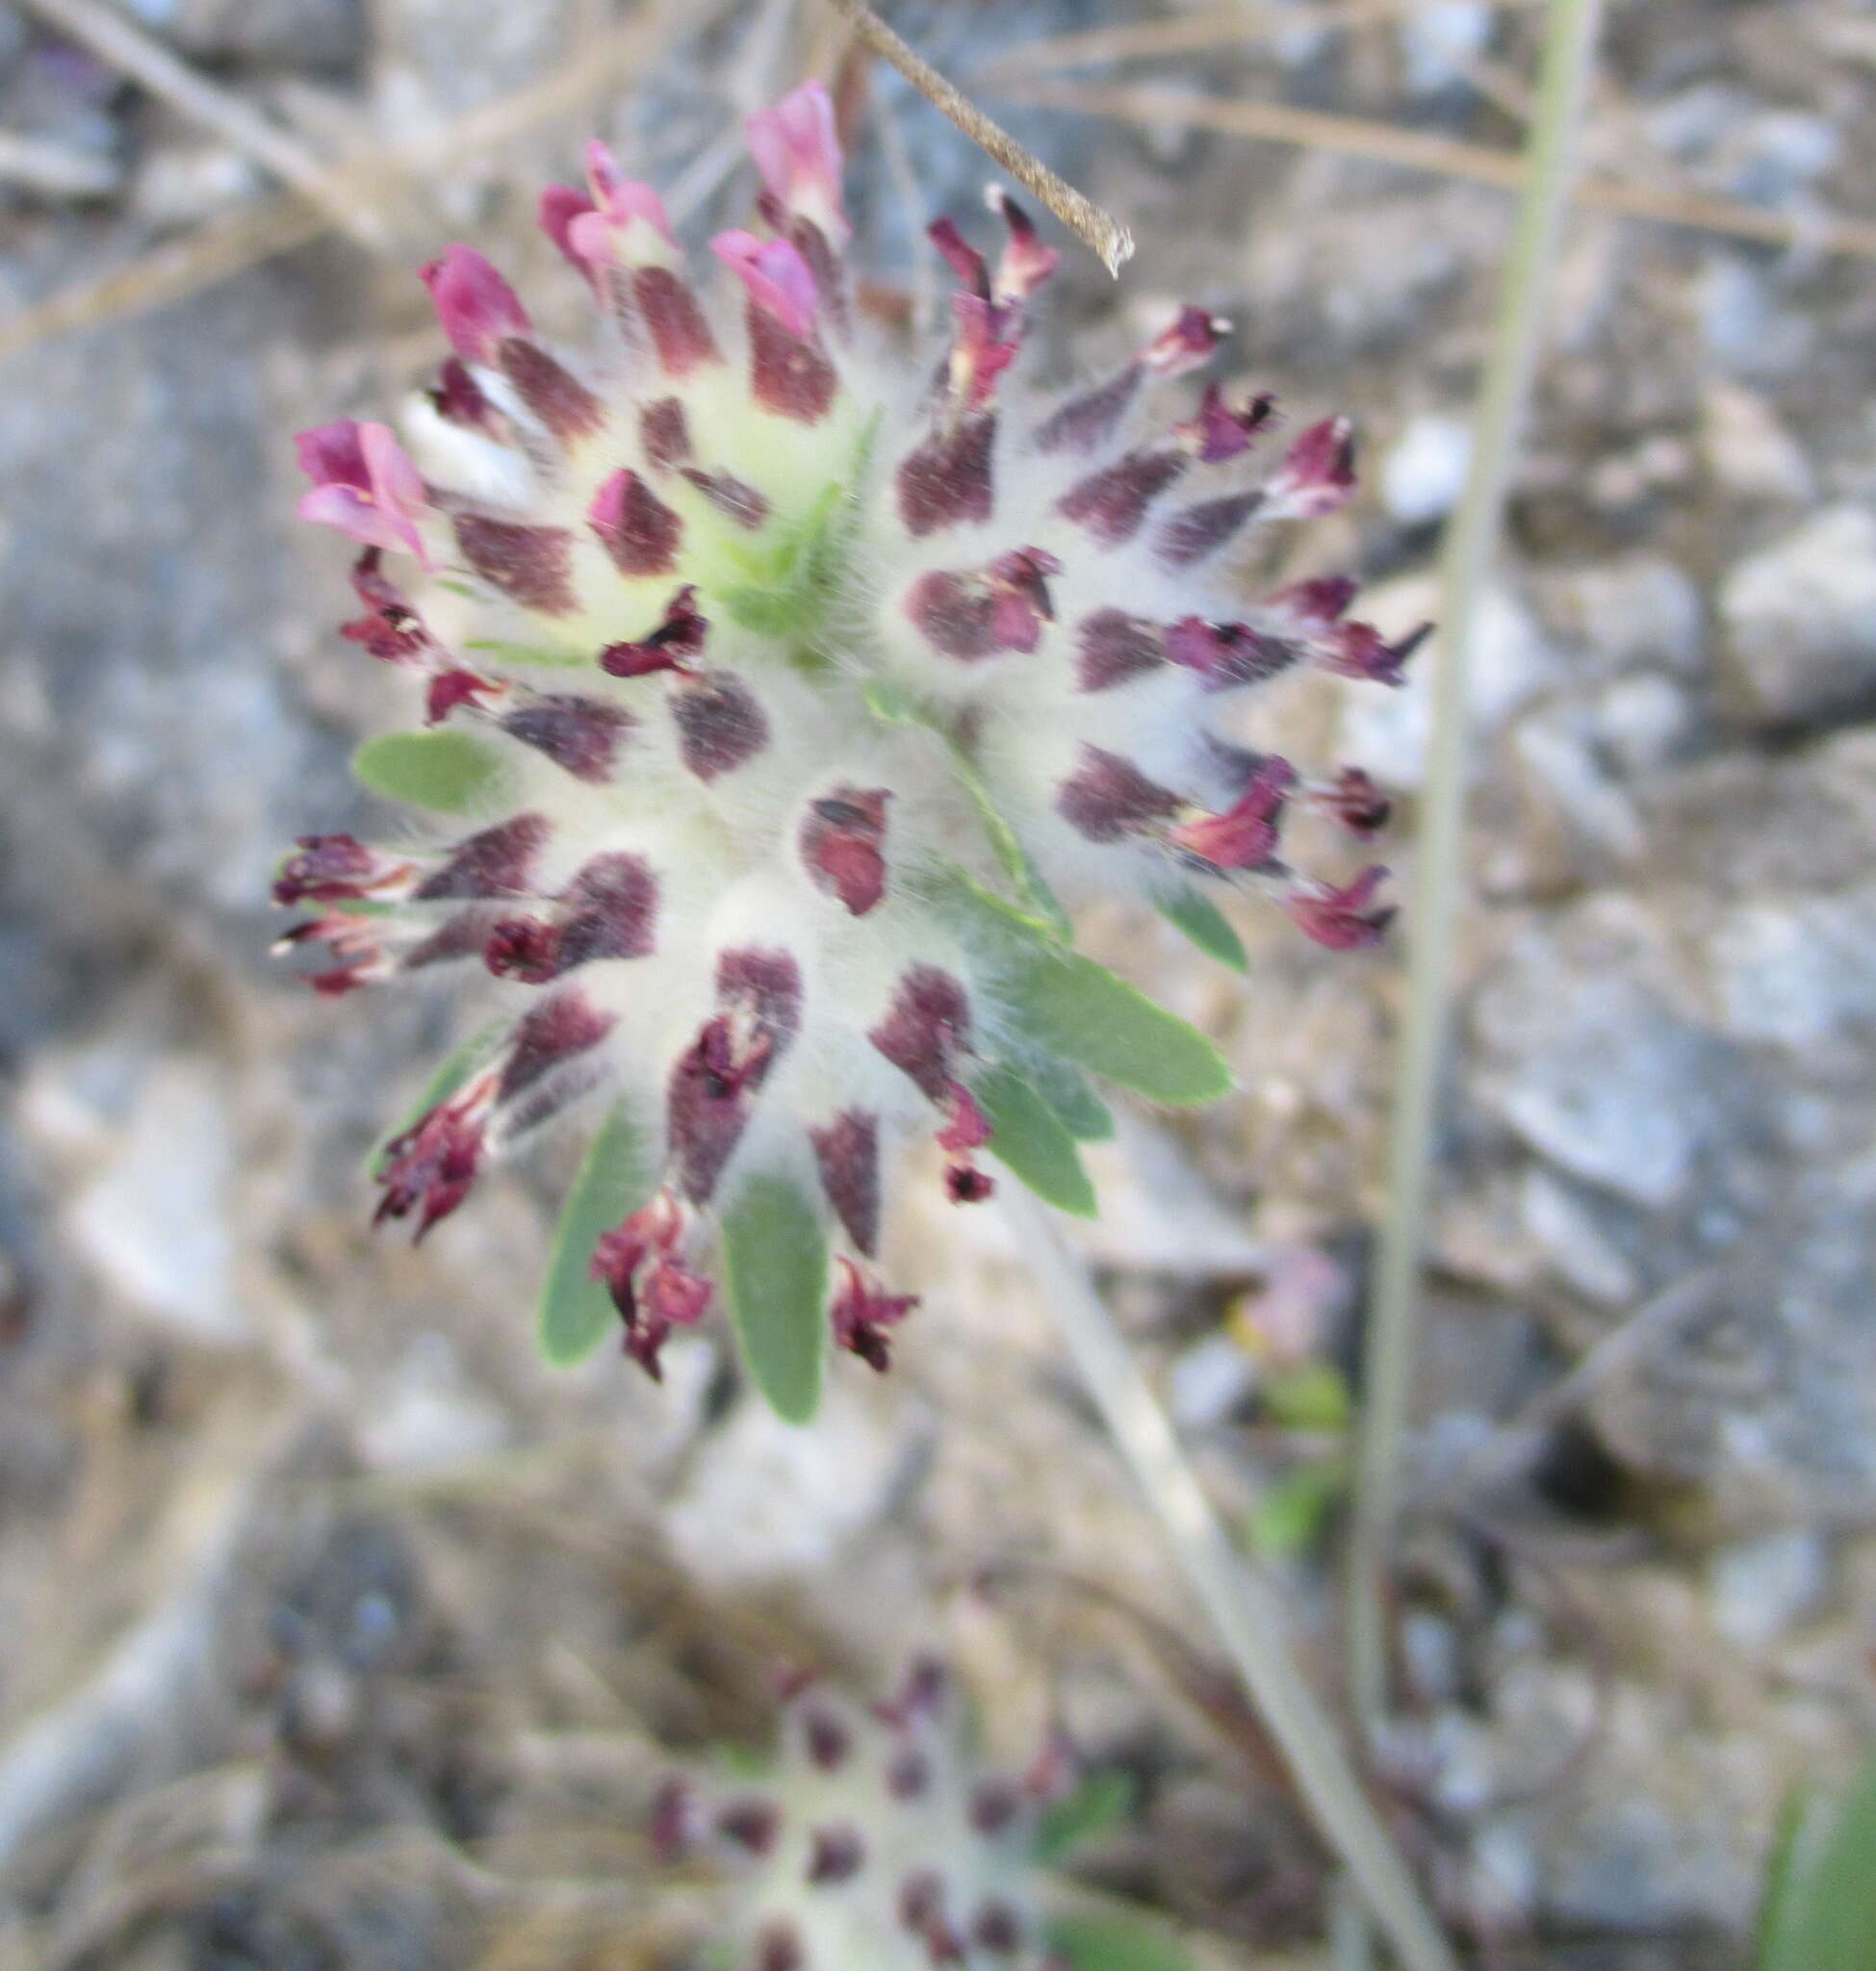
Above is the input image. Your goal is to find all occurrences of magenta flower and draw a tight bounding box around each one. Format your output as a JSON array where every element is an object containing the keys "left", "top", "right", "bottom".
[{"left": 274, "top": 82, "right": 1408, "bottom": 1415}]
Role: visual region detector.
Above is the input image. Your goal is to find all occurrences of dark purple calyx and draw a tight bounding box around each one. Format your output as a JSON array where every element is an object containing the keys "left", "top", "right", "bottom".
[
  {"left": 1074, "top": 607, "right": 1164, "bottom": 692},
  {"left": 588, "top": 468, "right": 682, "bottom": 576},
  {"left": 413, "top": 812, "right": 551, "bottom": 902},
  {"left": 274, "top": 832, "right": 416, "bottom": 908},
  {"left": 1286, "top": 866, "right": 1394, "bottom": 950},
  {"left": 600, "top": 582, "right": 707, "bottom": 678},
  {"left": 590, "top": 1189, "right": 712, "bottom": 1379},
  {"left": 807, "top": 1824, "right": 866, "bottom": 1884},
  {"left": 500, "top": 693, "right": 632, "bottom": 781},
  {"left": 869, "top": 965, "right": 970, "bottom": 1102},
  {"left": 1319, "top": 617, "right": 1431, "bottom": 686},
  {"left": 810, "top": 1109, "right": 881, "bottom": 1254},
  {"left": 1168, "top": 757, "right": 1296, "bottom": 871},
  {"left": 1056, "top": 746, "right": 1182, "bottom": 844},
  {"left": 896, "top": 412, "right": 996, "bottom": 537},
  {"left": 800, "top": 785, "right": 889, "bottom": 915},
  {"left": 498, "top": 338, "right": 605, "bottom": 442},
  {"left": 632, "top": 265, "right": 721, "bottom": 377},
  {"left": 1270, "top": 415, "right": 1357, "bottom": 518},
  {"left": 903, "top": 547, "right": 1061, "bottom": 662},
  {"left": 429, "top": 356, "right": 502, "bottom": 437},
  {"left": 639, "top": 397, "right": 692, "bottom": 467},
  {"left": 1314, "top": 765, "right": 1391, "bottom": 837},
  {"left": 373, "top": 1069, "right": 498, "bottom": 1241},
  {"left": 454, "top": 514, "right": 578, "bottom": 616},
  {"left": 1155, "top": 489, "right": 1264, "bottom": 568},
  {"left": 1058, "top": 448, "right": 1187, "bottom": 546},
  {"left": 716, "top": 1798, "right": 782, "bottom": 1855},
  {"left": 748, "top": 300, "right": 838, "bottom": 422},
  {"left": 1035, "top": 364, "right": 1142, "bottom": 457},
  {"left": 484, "top": 851, "right": 657, "bottom": 983},
  {"left": 682, "top": 468, "right": 770, "bottom": 529},
  {"left": 672, "top": 671, "right": 769, "bottom": 781},
  {"left": 497, "top": 989, "right": 615, "bottom": 1103},
  {"left": 831, "top": 1255, "right": 918, "bottom": 1372},
  {"left": 667, "top": 948, "right": 802, "bottom": 1202},
  {"left": 1165, "top": 615, "right": 1295, "bottom": 691},
  {"left": 1175, "top": 383, "right": 1277, "bottom": 464},
  {"left": 341, "top": 549, "right": 435, "bottom": 665}
]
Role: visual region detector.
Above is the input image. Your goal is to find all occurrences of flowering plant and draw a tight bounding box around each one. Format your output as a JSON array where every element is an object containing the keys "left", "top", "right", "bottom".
[
  {"left": 653, "top": 1659, "right": 1144, "bottom": 1971},
  {"left": 277, "top": 81, "right": 1410, "bottom": 1418}
]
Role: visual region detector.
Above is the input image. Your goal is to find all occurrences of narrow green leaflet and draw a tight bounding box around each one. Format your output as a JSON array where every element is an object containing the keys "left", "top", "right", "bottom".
[
  {"left": 1156, "top": 885, "right": 1247, "bottom": 973},
  {"left": 935, "top": 872, "right": 1233, "bottom": 1107},
  {"left": 721, "top": 1171, "right": 828, "bottom": 1424},
  {"left": 1246, "top": 1455, "right": 1349, "bottom": 1558},
  {"left": 1034, "top": 1772, "right": 1136, "bottom": 1864},
  {"left": 1261, "top": 1360, "right": 1353, "bottom": 1431},
  {"left": 1019, "top": 1050, "right": 1116, "bottom": 1143},
  {"left": 721, "top": 476, "right": 850, "bottom": 637},
  {"left": 1759, "top": 1754, "right": 1876, "bottom": 1971},
  {"left": 464, "top": 637, "right": 592, "bottom": 669},
  {"left": 353, "top": 729, "right": 504, "bottom": 814},
  {"left": 863, "top": 679, "right": 1070, "bottom": 937},
  {"left": 1044, "top": 1912, "right": 1196, "bottom": 1971},
  {"left": 537, "top": 1102, "right": 653, "bottom": 1367},
  {"left": 973, "top": 1062, "right": 1097, "bottom": 1217},
  {"left": 366, "top": 1020, "right": 506, "bottom": 1179}
]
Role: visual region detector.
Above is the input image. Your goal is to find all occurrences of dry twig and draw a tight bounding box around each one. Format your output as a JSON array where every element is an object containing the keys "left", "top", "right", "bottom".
[
  {"left": 823, "top": 0, "right": 1134, "bottom": 273},
  {"left": 12, "top": 0, "right": 387, "bottom": 248}
]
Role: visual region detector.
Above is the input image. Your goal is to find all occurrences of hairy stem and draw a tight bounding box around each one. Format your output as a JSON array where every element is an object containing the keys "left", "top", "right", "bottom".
[
  {"left": 1341, "top": 0, "right": 1606, "bottom": 1959},
  {"left": 823, "top": 0, "right": 1135, "bottom": 273},
  {"left": 1003, "top": 1187, "right": 1457, "bottom": 1971}
]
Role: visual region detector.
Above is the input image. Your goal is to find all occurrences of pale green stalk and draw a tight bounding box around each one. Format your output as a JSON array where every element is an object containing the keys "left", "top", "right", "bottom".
[
  {"left": 1341, "top": 0, "right": 1606, "bottom": 1962},
  {"left": 1004, "top": 1187, "right": 1458, "bottom": 1971}
]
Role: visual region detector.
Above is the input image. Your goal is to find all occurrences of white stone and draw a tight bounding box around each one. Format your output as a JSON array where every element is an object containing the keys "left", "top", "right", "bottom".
[
  {"left": 1380, "top": 413, "right": 1473, "bottom": 525},
  {"left": 67, "top": 1058, "right": 241, "bottom": 1341},
  {"left": 1719, "top": 505, "right": 1876, "bottom": 725},
  {"left": 1709, "top": 1529, "right": 1828, "bottom": 1648},
  {"left": 662, "top": 1376, "right": 912, "bottom": 1587}
]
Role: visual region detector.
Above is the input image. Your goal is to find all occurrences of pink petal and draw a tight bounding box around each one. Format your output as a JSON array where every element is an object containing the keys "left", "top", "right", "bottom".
[
  {"left": 710, "top": 229, "right": 819, "bottom": 339},
  {"left": 294, "top": 419, "right": 370, "bottom": 492},
  {"left": 746, "top": 80, "right": 848, "bottom": 242},
  {"left": 419, "top": 245, "right": 530, "bottom": 362}
]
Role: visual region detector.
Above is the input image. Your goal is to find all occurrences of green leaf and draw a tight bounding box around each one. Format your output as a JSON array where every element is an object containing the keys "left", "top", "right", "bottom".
[
  {"left": 366, "top": 1020, "right": 507, "bottom": 1179},
  {"left": 537, "top": 1102, "right": 654, "bottom": 1367},
  {"left": 1020, "top": 1052, "right": 1116, "bottom": 1142},
  {"left": 1262, "top": 1360, "right": 1353, "bottom": 1431},
  {"left": 934, "top": 872, "right": 1232, "bottom": 1107},
  {"left": 974, "top": 1062, "right": 1097, "bottom": 1216},
  {"left": 1157, "top": 885, "right": 1247, "bottom": 973},
  {"left": 352, "top": 729, "right": 504, "bottom": 814},
  {"left": 720, "top": 582, "right": 806, "bottom": 636},
  {"left": 1760, "top": 1754, "right": 1876, "bottom": 1971},
  {"left": 1246, "top": 1455, "right": 1349, "bottom": 1558},
  {"left": 720, "top": 476, "right": 852, "bottom": 637},
  {"left": 464, "top": 637, "right": 592, "bottom": 669},
  {"left": 1045, "top": 1912, "right": 1196, "bottom": 1971},
  {"left": 721, "top": 1171, "right": 828, "bottom": 1424},
  {"left": 863, "top": 681, "right": 1069, "bottom": 937},
  {"left": 1034, "top": 1772, "right": 1137, "bottom": 1863}
]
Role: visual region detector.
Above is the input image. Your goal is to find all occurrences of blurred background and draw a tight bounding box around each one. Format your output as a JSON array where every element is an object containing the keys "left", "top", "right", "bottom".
[{"left": 1, "top": 1, "right": 1873, "bottom": 1965}]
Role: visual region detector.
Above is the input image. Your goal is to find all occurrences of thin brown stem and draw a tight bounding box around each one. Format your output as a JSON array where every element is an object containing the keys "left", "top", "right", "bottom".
[{"left": 823, "top": 0, "right": 1134, "bottom": 273}]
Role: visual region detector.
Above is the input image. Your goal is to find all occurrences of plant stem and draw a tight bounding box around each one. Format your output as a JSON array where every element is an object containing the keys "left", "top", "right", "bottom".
[
  {"left": 1003, "top": 1187, "right": 1457, "bottom": 1971},
  {"left": 1341, "top": 0, "right": 1606, "bottom": 1959},
  {"left": 823, "top": 0, "right": 1135, "bottom": 273}
]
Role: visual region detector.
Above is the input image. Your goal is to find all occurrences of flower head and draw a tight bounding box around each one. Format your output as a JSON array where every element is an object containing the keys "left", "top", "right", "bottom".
[
  {"left": 655, "top": 1661, "right": 1080, "bottom": 1970},
  {"left": 277, "top": 83, "right": 1407, "bottom": 1410}
]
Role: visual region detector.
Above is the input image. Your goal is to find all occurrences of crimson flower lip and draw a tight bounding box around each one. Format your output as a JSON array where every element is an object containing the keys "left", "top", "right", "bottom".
[{"left": 277, "top": 80, "right": 1415, "bottom": 1401}]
